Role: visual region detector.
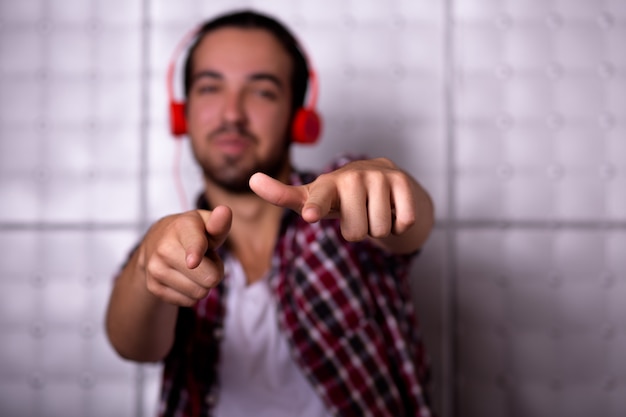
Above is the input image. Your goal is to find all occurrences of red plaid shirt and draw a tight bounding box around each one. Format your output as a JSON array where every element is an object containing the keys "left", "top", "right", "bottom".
[{"left": 158, "top": 168, "right": 432, "bottom": 417}]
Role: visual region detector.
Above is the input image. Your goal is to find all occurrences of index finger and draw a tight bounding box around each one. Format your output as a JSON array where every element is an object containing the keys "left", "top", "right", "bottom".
[{"left": 249, "top": 172, "right": 308, "bottom": 213}]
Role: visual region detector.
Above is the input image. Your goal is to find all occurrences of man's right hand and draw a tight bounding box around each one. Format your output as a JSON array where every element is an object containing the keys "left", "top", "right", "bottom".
[{"left": 138, "top": 205, "right": 232, "bottom": 307}]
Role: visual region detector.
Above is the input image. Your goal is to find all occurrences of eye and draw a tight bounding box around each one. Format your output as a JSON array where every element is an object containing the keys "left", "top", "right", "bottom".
[
  {"left": 255, "top": 88, "right": 278, "bottom": 101},
  {"left": 194, "top": 83, "right": 220, "bottom": 95}
]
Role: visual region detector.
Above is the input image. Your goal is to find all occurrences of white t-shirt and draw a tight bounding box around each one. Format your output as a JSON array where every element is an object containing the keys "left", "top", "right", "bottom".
[{"left": 214, "top": 255, "right": 332, "bottom": 417}]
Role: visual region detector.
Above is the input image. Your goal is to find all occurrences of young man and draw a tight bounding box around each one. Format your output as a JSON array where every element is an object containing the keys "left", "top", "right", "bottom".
[{"left": 106, "top": 10, "right": 435, "bottom": 417}]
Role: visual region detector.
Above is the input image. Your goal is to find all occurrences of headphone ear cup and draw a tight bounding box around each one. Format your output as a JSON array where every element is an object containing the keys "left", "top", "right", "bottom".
[
  {"left": 291, "top": 108, "right": 322, "bottom": 144},
  {"left": 170, "top": 101, "right": 187, "bottom": 137}
]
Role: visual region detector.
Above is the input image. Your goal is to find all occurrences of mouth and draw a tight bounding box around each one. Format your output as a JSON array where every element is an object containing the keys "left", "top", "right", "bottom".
[{"left": 211, "top": 133, "right": 254, "bottom": 156}]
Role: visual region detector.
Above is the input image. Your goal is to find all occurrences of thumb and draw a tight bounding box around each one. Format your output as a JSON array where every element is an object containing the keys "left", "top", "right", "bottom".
[
  {"left": 184, "top": 206, "right": 231, "bottom": 269},
  {"left": 249, "top": 172, "right": 307, "bottom": 213},
  {"left": 199, "top": 205, "right": 232, "bottom": 248}
]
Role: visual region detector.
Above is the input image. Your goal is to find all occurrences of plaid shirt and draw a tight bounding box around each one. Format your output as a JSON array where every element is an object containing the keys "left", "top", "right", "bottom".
[{"left": 158, "top": 168, "right": 432, "bottom": 417}]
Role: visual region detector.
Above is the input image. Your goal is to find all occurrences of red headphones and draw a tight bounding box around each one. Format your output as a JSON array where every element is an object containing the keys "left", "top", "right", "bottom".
[{"left": 167, "top": 27, "right": 322, "bottom": 144}]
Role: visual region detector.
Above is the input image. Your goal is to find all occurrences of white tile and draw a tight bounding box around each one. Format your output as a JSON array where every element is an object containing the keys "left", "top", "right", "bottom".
[
  {"left": 0, "top": 177, "right": 41, "bottom": 222},
  {"left": 0, "top": 76, "right": 44, "bottom": 125},
  {"left": 86, "top": 378, "right": 136, "bottom": 417},
  {"left": 457, "top": 279, "right": 507, "bottom": 329},
  {"left": 94, "top": 26, "right": 142, "bottom": 76},
  {"left": 0, "top": 380, "right": 37, "bottom": 417},
  {"left": 454, "top": 0, "right": 502, "bottom": 20},
  {"left": 45, "top": 128, "right": 93, "bottom": 174},
  {"left": 94, "top": 0, "right": 143, "bottom": 25},
  {"left": 0, "top": 230, "right": 40, "bottom": 277},
  {"left": 0, "top": 29, "right": 44, "bottom": 74},
  {"left": 45, "top": 78, "right": 93, "bottom": 125},
  {"left": 505, "top": 25, "right": 555, "bottom": 68},
  {"left": 606, "top": 26, "right": 626, "bottom": 66},
  {"left": 40, "top": 330, "right": 85, "bottom": 375},
  {"left": 607, "top": 177, "right": 626, "bottom": 221},
  {"left": 0, "top": 330, "right": 37, "bottom": 374},
  {"left": 0, "top": 126, "right": 45, "bottom": 173},
  {"left": 556, "top": 78, "right": 608, "bottom": 121},
  {"left": 88, "top": 332, "right": 136, "bottom": 378},
  {"left": 504, "top": 175, "right": 558, "bottom": 220},
  {"left": 606, "top": 232, "right": 626, "bottom": 276},
  {"left": 557, "top": 380, "right": 610, "bottom": 417},
  {"left": 456, "top": 78, "right": 506, "bottom": 121},
  {"left": 39, "top": 175, "right": 91, "bottom": 222},
  {"left": 0, "top": 282, "right": 37, "bottom": 323},
  {"left": 510, "top": 381, "right": 561, "bottom": 417},
  {"left": 41, "top": 281, "right": 89, "bottom": 325},
  {"left": 508, "top": 332, "right": 559, "bottom": 380},
  {"left": 503, "top": 231, "right": 555, "bottom": 279},
  {"left": 93, "top": 78, "right": 141, "bottom": 126},
  {"left": 456, "top": 378, "right": 509, "bottom": 417},
  {"left": 91, "top": 126, "right": 142, "bottom": 175},
  {"left": 506, "top": 282, "right": 559, "bottom": 331},
  {"left": 507, "top": 78, "right": 557, "bottom": 119},
  {"left": 150, "top": 0, "right": 203, "bottom": 24},
  {"left": 554, "top": 0, "right": 612, "bottom": 20},
  {"left": 556, "top": 284, "right": 608, "bottom": 332},
  {"left": 88, "top": 176, "right": 141, "bottom": 222},
  {"left": 456, "top": 174, "right": 506, "bottom": 219},
  {"left": 554, "top": 27, "right": 606, "bottom": 69},
  {"left": 457, "top": 327, "right": 507, "bottom": 378},
  {"left": 0, "top": 0, "right": 44, "bottom": 22},
  {"left": 40, "top": 380, "right": 86, "bottom": 417},
  {"left": 48, "top": 28, "right": 93, "bottom": 75},
  {"left": 40, "top": 231, "right": 89, "bottom": 277},
  {"left": 455, "top": 23, "right": 505, "bottom": 71},
  {"left": 552, "top": 231, "right": 606, "bottom": 281},
  {"left": 555, "top": 175, "right": 608, "bottom": 220},
  {"left": 48, "top": 0, "right": 91, "bottom": 23}
]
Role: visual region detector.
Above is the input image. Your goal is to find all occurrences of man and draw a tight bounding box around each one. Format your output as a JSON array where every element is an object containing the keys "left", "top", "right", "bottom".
[{"left": 105, "top": 9, "right": 435, "bottom": 417}]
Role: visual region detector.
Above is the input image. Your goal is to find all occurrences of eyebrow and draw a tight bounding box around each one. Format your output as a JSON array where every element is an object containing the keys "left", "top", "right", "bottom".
[{"left": 191, "top": 70, "right": 285, "bottom": 90}]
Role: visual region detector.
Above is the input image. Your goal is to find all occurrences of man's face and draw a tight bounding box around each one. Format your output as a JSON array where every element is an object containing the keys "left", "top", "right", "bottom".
[{"left": 185, "top": 27, "right": 294, "bottom": 193}]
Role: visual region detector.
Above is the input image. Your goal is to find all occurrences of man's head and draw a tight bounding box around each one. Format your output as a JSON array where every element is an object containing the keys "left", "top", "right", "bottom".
[
  {"left": 183, "top": 10, "right": 310, "bottom": 119},
  {"left": 182, "top": 10, "right": 309, "bottom": 193}
]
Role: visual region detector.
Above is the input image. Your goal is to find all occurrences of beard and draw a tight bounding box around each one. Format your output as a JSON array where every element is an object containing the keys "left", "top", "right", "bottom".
[{"left": 197, "top": 123, "right": 291, "bottom": 194}]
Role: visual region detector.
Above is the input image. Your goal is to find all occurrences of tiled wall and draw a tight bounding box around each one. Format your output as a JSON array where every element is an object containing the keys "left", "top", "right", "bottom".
[
  {"left": 0, "top": 0, "right": 624, "bottom": 416},
  {"left": 451, "top": 1, "right": 626, "bottom": 416}
]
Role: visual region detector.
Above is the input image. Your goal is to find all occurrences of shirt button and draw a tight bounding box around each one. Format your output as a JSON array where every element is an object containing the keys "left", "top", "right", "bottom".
[
  {"left": 205, "top": 393, "right": 217, "bottom": 406},
  {"left": 213, "top": 327, "right": 223, "bottom": 341}
]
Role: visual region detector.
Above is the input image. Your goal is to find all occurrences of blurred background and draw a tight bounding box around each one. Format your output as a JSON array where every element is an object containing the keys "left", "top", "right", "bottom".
[{"left": 0, "top": 0, "right": 624, "bottom": 416}]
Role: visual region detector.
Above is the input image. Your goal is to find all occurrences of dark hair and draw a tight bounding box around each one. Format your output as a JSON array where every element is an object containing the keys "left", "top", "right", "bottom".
[{"left": 183, "top": 10, "right": 309, "bottom": 113}]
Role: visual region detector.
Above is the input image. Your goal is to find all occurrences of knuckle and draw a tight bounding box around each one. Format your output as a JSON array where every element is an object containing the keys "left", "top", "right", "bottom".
[
  {"left": 394, "top": 213, "right": 416, "bottom": 233},
  {"left": 388, "top": 170, "right": 409, "bottom": 186},
  {"left": 145, "top": 278, "right": 158, "bottom": 294},
  {"left": 154, "top": 240, "right": 176, "bottom": 259},
  {"left": 189, "top": 285, "right": 210, "bottom": 301},
  {"left": 146, "top": 279, "right": 166, "bottom": 299},
  {"left": 369, "top": 224, "right": 391, "bottom": 239},
  {"left": 342, "top": 227, "right": 367, "bottom": 242},
  {"left": 177, "top": 297, "right": 196, "bottom": 308},
  {"left": 338, "top": 169, "right": 363, "bottom": 186},
  {"left": 200, "top": 271, "right": 222, "bottom": 288},
  {"left": 373, "top": 157, "right": 396, "bottom": 169},
  {"left": 145, "top": 257, "right": 166, "bottom": 280}
]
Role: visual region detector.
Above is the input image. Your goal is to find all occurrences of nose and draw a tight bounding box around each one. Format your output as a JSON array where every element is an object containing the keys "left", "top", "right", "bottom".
[{"left": 221, "top": 88, "right": 246, "bottom": 125}]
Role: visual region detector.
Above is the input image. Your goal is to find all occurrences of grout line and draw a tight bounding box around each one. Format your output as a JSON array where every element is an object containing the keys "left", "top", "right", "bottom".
[
  {"left": 2, "top": 219, "right": 625, "bottom": 232},
  {"left": 442, "top": 0, "right": 457, "bottom": 415},
  {"left": 0, "top": 222, "right": 143, "bottom": 231},
  {"left": 136, "top": 0, "right": 152, "bottom": 415},
  {"left": 433, "top": 219, "right": 626, "bottom": 230}
]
